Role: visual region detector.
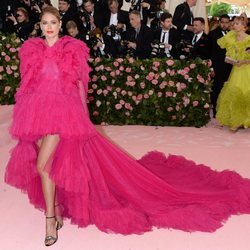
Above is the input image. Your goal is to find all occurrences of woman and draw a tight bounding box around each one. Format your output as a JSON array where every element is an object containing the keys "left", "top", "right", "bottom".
[
  {"left": 216, "top": 16, "right": 250, "bottom": 130},
  {"left": 5, "top": 6, "right": 250, "bottom": 247},
  {"left": 7, "top": 7, "right": 34, "bottom": 41}
]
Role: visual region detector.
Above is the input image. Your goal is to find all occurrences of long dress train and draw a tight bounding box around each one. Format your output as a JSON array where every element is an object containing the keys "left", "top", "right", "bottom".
[{"left": 5, "top": 36, "right": 250, "bottom": 235}]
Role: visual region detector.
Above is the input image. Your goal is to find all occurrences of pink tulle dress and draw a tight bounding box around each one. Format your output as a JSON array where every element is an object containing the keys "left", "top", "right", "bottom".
[{"left": 5, "top": 36, "right": 250, "bottom": 234}]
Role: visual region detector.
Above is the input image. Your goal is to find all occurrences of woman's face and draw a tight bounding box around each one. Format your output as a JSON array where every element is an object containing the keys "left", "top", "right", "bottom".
[
  {"left": 233, "top": 19, "right": 245, "bottom": 32},
  {"left": 40, "top": 12, "right": 61, "bottom": 39},
  {"left": 16, "top": 11, "right": 26, "bottom": 23}
]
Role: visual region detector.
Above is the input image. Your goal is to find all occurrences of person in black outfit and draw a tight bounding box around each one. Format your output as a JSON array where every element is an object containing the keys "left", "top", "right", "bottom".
[
  {"left": 124, "top": 10, "right": 153, "bottom": 59},
  {"left": 152, "top": 12, "right": 180, "bottom": 59},
  {"left": 173, "top": 0, "right": 197, "bottom": 42},
  {"left": 208, "top": 14, "right": 232, "bottom": 117},
  {"left": 6, "top": 7, "right": 33, "bottom": 41},
  {"left": 59, "top": 0, "right": 82, "bottom": 34}
]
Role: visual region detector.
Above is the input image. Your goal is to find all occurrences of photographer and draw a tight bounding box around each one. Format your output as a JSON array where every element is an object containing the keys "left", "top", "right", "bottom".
[
  {"left": 182, "top": 17, "right": 210, "bottom": 60},
  {"left": 102, "top": 0, "right": 129, "bottom": 56},
  {"left": 80, "top": 0, "right": 103, "bottom": 32},
  {"left": 152, "top": 12, "right": 180, "bottom": 58},
  {"left": 6, "top": 7, "right": 33, "bottom": 41},
  {"left": 147, "top": 0, "right": 166, "bottom": 30},
  {"left": 59, "top": 0, "right": 83, "bottom": 34},
  {"left": 123, "top": 10, "right": 153, "bottom": 59}
]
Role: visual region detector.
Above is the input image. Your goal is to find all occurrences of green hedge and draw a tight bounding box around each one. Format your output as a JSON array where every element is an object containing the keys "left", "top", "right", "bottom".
[
  {"left": 88, "top": 57, "right": 212, "bottom": 127},
  {"left": 0, "top": 32, "right": 213, "bottom": 127}
]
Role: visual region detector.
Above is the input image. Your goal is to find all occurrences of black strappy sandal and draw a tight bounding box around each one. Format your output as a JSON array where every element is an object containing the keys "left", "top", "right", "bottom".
[{"left": 44, "top": 216, "right": 58, "bottom": 247}]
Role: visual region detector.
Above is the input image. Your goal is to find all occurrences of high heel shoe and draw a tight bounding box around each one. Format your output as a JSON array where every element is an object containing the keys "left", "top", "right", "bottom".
[
  {"left": 55, "top": 204, "right": 64, "bottom": 230},
  {"left": 44, "top": 216, "right": 58, "bottom": 247}
]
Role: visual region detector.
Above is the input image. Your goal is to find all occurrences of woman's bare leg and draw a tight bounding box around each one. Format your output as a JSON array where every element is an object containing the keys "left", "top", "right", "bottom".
[{"left": 37, "top": 134, "right": 60, "bottom": 243}]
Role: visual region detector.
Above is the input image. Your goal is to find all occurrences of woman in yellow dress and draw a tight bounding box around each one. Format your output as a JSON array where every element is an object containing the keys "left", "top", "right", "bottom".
[{"left": 216, "top": 16, "right": 250, "bottom": 130}]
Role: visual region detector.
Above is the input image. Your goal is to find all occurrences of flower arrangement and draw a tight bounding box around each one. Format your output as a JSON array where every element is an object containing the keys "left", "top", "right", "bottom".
[
  {"left": 0, "top": 33, "right": 213, "bottom": 127},
  {"left": 88, "top": 57, "right": 213, "bottom": 127},
  {"left": 0, "top": 32, "right": 21, "bottom": 104}
]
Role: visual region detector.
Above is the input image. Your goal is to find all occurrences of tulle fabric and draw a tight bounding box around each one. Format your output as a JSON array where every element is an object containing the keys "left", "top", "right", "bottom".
[
  {"left": 5, "top": 36, "right": 250, "bottom": 235},
  {"left": 5, "top": 132, "right": 250, "bottom": 234},
  {"left": 216, "top": 32, "right": 250, "bottom": 128}
]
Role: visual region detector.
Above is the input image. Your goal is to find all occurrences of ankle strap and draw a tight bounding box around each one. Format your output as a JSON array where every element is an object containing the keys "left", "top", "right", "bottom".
[{"left": 46, "top": 216, "right": 56, "bottom": 219}]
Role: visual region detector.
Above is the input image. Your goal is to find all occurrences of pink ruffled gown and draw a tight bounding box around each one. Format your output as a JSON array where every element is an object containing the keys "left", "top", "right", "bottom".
[{"left": 5, "top": 36, "right": 250, "bottom": 234}]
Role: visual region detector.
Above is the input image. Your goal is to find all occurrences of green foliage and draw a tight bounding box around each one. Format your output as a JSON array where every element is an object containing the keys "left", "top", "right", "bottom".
[
  {"left": 0, "top": 33, "right": 213, "bottom": 127},
  {"left": 209, "top": 3, "right": 231, "bottom": 17},
  {"left": 0, "top": 32, "right": 21, "bottom": 104},
  {"left": 88, "top": 57, "right": 213, "bottom": 127}
]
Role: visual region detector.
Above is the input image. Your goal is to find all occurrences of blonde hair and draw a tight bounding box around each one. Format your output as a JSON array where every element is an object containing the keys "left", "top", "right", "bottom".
[
  {"left": 66, "top": 20, "right": 78, "bottom": 30},
  {"left": 16, "top": 7, "right": 29, "bottom": 22},
  {"left": 234, "top": 15, "right": 248, "bottom": 28},
  {"left": 40, "top": 6, "right": 61, "bottom": 22}
]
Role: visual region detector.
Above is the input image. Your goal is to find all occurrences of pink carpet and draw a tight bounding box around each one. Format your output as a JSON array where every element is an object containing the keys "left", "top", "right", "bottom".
[{"left": 1, "top": 105, "right": 250, "bottom": 250}]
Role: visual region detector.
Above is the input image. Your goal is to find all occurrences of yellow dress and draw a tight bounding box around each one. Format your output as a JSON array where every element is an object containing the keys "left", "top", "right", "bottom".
[{"left": 216, "top": 31, "right": 250, "bottom": 128}]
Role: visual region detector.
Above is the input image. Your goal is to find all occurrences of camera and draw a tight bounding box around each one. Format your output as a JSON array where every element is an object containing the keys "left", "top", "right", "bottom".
[
  {"left": 117, "top": 40, "right": 135, "bottom": 57},
  {"left": 175, "top": 39, "right": 194, "bottom": 59},
  {"left": 6, "top": 5, "right": 14, "bottom": 17},
  {"left": 109, "top": 24, "right": 118, "bottom": 37},
  {"left": 151, "top": 40, "right": 165, "bottom": 58}
]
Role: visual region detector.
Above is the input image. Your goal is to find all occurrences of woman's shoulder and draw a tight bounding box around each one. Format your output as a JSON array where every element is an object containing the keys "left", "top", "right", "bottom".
[{"left": 59, "top": 36, "right": 89, "bottom": 52}]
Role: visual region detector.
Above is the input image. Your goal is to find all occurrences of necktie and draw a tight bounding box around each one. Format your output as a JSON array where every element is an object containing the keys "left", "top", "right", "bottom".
[
  {"left": 192, "top": 34, "right": 198, "bottom": 45},
  {"left": 161, "top": 32, "right": 167, "bottom": 43}
]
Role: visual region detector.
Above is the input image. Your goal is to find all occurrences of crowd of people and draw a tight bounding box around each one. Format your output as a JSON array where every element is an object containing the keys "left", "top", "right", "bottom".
[
  {"left": 1, "top": 0, "right": 250, "bottom": 127},
  {"left": 4, "top": 5, "right": 250, "bottom": 247},
  {"left": 1, "top": 0, "right": 247, "bottom": 60}
]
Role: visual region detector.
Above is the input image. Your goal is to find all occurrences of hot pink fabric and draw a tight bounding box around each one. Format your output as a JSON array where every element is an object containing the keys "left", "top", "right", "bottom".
[{"left": 5, "top": 37, "right": 250, "bottom": 235}]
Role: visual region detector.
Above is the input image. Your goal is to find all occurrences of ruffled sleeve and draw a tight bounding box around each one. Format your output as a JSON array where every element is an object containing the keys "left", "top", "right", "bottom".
[
  {"left": 17, "top": 38, "right": 44, "bottom": 92},
  {"left": 217, "top": 30, "right": 235, "bottom": 50}
]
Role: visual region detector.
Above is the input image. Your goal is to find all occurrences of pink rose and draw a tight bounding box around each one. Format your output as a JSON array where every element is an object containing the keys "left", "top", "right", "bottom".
[
  {"left": 125, "top": 111, "right": 130, "bottom": 116},
  {"left": 88, "top": 89, "right": 94, "bottom": 94},
  {"left": 101, "top": 75, "right": 107, "bottom": 81},
  {"left": 103, "top": 89, "right": 108, "bottom": 96},
  {"left": 180, "top": 83, "right": 187, "bottom": 89},
  {"left": 160, "top": 72, "right": 166, "bottom": 78},
  {"left": 169, "top": 70, "right": 175, "bottom": 76},
  {"left": 152, "top": 66, "right": 158, "bottom": 71},
  {"left": 94, "top": 57, "right": 101, "bottom": 63},
  {"left": 0, "top": 66, "right": 4, "bottom": 72},
  {"left": 5, "top": 55, "right": 11, "bottom": 62},
  {"left": 128, "top": 57, "right": 135, "bottom": 64},
  {"left": 125, "top": 67, "right": 131, "bottom": 73},
  {"left": 127, "top": 75, "right": 133, "bottom": 81},
  {"left": 137, "top": 94, "right": 143, "bottom": 100},
  {"left": 115, "top": 103, "right": 122, "bottom": 110},
  {"left": 97, "top": 89, "right": 102, "bottom": 95},
  {"left": 132, "top": 95, "right": 137, "bottom": 101},
  {"left": 4, "top": 86, "right": 11, "bottom": 94},
  {"left": 9, "top": 47, "right": 16, "bottom": 53},
  {"left": 166, "top": 91, "right": 173, "bottom": 97},
  {"left": 151, "top": 79, "right": 158, "bottom": 85},
  {"left": 190, "top": 63, "right": 196, "bottom": 69},
  {"left": 93, "top": 111, "right": 99, "bottom": 116},
  {"left": 121, "top": 90, "right": 127, "bottom": 96},
  {"left": 166, "top": 59, "right": 174, "bottom": 66},
  {"left": 120, "top": 100, "right": 125, "bottom": 105},
  {"left": 116, "top": 58, "right": 123, "bottom": 63},
  {"left": 92, "top": 84, "right": 97, "bottom": 89},
  {"left": 144, "top": 94, "right": 149, "bottom": 99},
  {"left": 113, "top": 61, "right": 119, "bottom": 67},
  {"left": 125, "top": 103, "right": 131, "bottom": 109},
  {"left": 146, "top": 75, "right": 153, "bottom": 81},
  {"left": 116, "top": 87, "right": 121, "bottom": 92},
  {"left": 92, "top": 75, "right": 98, "bottom": 81},
  {"left": 148, "top": 72, "right": 155, "bottom": 78},
  {"left": 119, "top": 66, "right": 124, "bottom": 71},
  {"left": 175, "top": 105, "right": 180, "bottom": 111},
  {"left": 127, "top": 91, "right": 133, "bottom": 96},
  {"left": 167, "top": 107, "right": 173, "bottom": 112},
  {"left": 193, "top": 101, "right": 199, "bottom": 107},
  {"left": 14, "top": 72, "right": 19, "bottom": 78},
  {"left": 110, "top": 71, "right": 116, "bottom": 77},
  {"left": 153, "top": 61, "right": 160, "bottom": 67},
  {"left": 115, "top": 70, "right": 121, "bottom": 75},
  {"left": 105, "top": 66, "right": 112, "bottom": 71},
  {"left": 168, "top": 81, "right": 175, "bottom": 87},
  {"left": 172, "top": 115, "right": 177, "bottom": 120},
  {"left": 107, "top": 86, "right": 112, "bottom": 91}
]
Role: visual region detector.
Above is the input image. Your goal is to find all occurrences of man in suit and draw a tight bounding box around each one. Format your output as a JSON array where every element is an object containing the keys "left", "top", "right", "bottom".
[
  {"left": 173, "top": 0, "right": 197, "bottom": 42},
  {"left": 152, "top": 12, "right": 181, "bottom": 59},
  {"left": 208, "top": 14, "right": 232, "bottom": 117},
  {"left": 182, "top": 17, "right": 210, "bottom": 60},
  {"left": 59, "top": 0, "right": 83, "bottom": 34},
  {"left": 125, "top": 10, "right": 153, "bottom": 59}
]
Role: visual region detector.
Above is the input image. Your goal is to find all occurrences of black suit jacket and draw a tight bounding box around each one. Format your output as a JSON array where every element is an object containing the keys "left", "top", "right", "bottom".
[
  {"left": 192, "top": 32, "right": 211, "bottom": 60},
  {"left": 125, "top": 24, "right": 154, "bottom": 59},
  {"left": 153, "top": 27, "right": 181, "bottom": 59},
  {"left": 173, "top": 1, "right": 193, "bottom": 41},
  {"left": 102, "top": 10, "right": 129, "bottom": 30}
]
